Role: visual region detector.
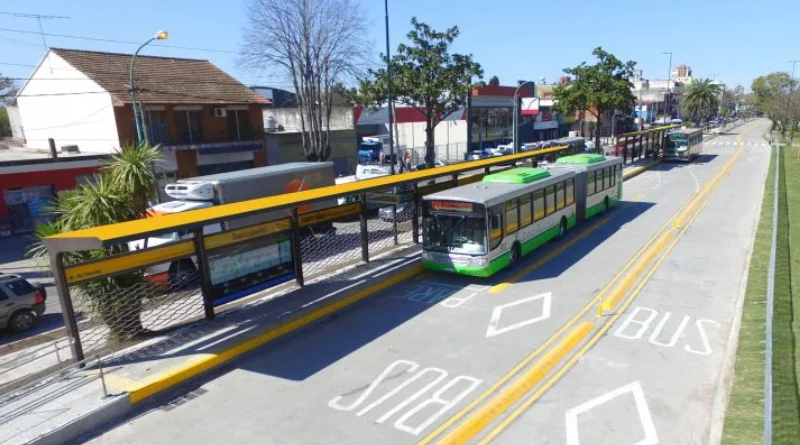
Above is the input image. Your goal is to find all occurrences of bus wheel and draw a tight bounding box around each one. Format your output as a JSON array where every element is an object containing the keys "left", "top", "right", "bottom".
[
  {"left": 509, "top": 243, "right": 521, "bottom": 268},
  {"left": 558, "top": 218, "right": 567, "bottom": 240}
]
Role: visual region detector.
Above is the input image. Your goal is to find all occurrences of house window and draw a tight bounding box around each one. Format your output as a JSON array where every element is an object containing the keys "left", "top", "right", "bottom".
[
  {"left": 227, "top": 109, "right": 252, "bottom": 141},
  {"left": 146, "top": 110, "right": 170, "bottom": 145},
  {"left": 176, "top": 110, "right": 204, "bottom": 144}
]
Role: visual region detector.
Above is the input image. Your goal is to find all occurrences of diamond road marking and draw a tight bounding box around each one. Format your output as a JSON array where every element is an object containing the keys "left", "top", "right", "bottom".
[
  {"left": 486, "top": 292, "right": 551, "bottom": 338},
  {"left": 565, "top": 380, "right": 658, "bottom": 445}
]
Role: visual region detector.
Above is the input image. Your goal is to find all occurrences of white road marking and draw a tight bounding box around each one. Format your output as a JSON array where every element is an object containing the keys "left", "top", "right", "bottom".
[
  {"left": 328, "top": 360, "right": 482, "bottom": 435},
  {"left": 613, "top": 306, "right": 721, "bottom": 356},
  {"left": 486, "top": 292, "right": 552, "bottom": 338},
  {"left": 565, "top": 380, "right": 659, "bottom": 445}
]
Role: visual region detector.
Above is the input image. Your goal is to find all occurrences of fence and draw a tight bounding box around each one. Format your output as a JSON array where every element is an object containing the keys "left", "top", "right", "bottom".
[{"left": 44, "top": 142, "right": 646, "bottom": 363}]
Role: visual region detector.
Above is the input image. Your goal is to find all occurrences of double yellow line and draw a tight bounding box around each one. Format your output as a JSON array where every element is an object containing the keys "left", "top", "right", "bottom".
[{"left": 420, "top": 129, "right": 750, "bottom": 445}]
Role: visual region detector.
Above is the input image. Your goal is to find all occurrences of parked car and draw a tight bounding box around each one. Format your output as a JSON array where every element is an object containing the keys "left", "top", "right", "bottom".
[
  {"left": 466, "top": 150, "right": 492, "bottom": 161},
  {"left": 0, "top": 274, "right": 46, "bottom": 333},
  {"left": 413, "top": 159, "right": 449, "bottom": 171},
  {"left": 379, "top": 201, "right": 414, "bottom": 221}
]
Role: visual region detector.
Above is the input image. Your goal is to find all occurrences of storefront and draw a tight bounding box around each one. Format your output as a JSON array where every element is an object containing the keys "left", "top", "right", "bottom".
[{"left": 0, "top": 155, "right": 106, "bottom": 236}]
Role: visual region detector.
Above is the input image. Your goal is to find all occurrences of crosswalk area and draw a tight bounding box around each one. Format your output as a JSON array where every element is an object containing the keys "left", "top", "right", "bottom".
[{"left": 703, "top": 138, "right": 771, "bottom": 152}]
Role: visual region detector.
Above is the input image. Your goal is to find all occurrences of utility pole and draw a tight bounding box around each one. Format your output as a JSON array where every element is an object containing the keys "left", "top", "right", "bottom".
[
  {"left": 662, "top": 52, "right": 673, "bottom": 123},
  {"left": 384, "top": 0, "right": 396, "bottom": 174}
]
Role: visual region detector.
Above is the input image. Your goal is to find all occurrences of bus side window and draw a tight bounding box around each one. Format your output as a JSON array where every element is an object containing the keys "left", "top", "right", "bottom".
[
  {"left": 594, "top": 170, "right": 602, "bottom": 194},
  {"left": 587, "top": 172, "right": 595, "bottom": 196},
  {"left": 605, "top": 167, "right": 611, "bottom": 189},
  {"left": 489, "top": 205, "right": 503, "bottom": 250},
  {"left": 566, "top": 178, "right": 575, "bottom": 205},
  {"left": 533, "top": 189, "right": 545, "bottom": 221},
  {"left": 555, "top": 182, "right": 565, "bottom": 210},
  {"left": 520, "top": 193, "right": 532, "bottom": 227},
  {"left": 610, "top": 166, "right": 616, "bottom": 187},
  {"left": 545, "top": 185, "right": 556, "bottom": 215},
  {"left": 505, "top": 199, "right": 519, "bottom": 234}
]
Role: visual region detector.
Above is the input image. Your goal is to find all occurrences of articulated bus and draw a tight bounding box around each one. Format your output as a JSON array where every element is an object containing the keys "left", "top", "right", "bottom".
[
  {"left": 421, "top": 154, "right": 623, "bottom": 277},
  {"left": 663, "top": 128, "right": 703, "bottom": 161}
]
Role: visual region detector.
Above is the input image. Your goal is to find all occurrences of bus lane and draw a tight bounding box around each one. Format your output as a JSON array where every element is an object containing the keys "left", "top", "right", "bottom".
[
  {"left": 476, "top": 121, "right": 771, "bottom": 445},
  {"left": 82, "top": 128, "right": 751, "bottom": 445}
]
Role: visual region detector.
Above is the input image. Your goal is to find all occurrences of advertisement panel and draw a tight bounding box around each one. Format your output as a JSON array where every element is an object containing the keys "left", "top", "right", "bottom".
[{"left": 208, "top": 232, "right": 294, "bottom": 306}]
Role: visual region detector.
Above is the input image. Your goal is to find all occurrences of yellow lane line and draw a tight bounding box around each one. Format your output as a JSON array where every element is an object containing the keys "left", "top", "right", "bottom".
[
  {"left": 126, "top": 265, "right": 423, "bottom": 404},
  {"left": 599, "top": 143, "right": 744, "bottom": 313},
  {"left": 419, "top": 143, "right": 746, "bottom": 445},
  {"left": 431, "top": 322, "right": 595, "bottom": 445},
  {"left": 475, "top": 128, "right": 748, "bottom": 444}
]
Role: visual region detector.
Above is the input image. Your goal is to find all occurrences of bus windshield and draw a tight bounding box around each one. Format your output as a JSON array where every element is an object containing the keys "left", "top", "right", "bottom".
[
  {"left": 667, "top": 135, "right": 688, "bottom": 151},
  {"left": 424, "top": 214, "right": 487, "bottom": 255}
]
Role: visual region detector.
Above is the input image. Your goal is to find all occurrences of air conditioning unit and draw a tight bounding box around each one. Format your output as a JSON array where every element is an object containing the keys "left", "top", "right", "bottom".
[{"left": 213, "top": 107, "right": 227, "bottom": 118}]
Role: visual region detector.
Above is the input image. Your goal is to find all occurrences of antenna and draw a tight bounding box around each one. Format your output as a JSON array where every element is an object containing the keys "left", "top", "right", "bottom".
[{"left": 0, "top": 12, "right": 70, "bottom": 72}]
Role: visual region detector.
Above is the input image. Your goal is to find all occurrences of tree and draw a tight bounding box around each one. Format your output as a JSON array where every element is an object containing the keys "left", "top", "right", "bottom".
[
  {"left": 0, "top": 107, "right": 10, "bottom": 138},
  {"left": 355, "top": 18, "right": 483, "bottom": 166},
  {"left": 553, "top": 47, "right": 636, "bottom": 152},
  {"left": 751, "top": 72, "right": 799, "bottom": 134},
  {"left": 488, "top": 75, "right": 500, "bottom": 87},
  {"left": 28, "top": 144, "right": 163, "bottom": 340},
  {"left": 681, "top": 79, "right": 722, "bottom": 123},
  {"left": 0, "top": 73, "right": 17, "bottom": 106},
  {"left": 241, "top": 0, "right": 369, "bottom": 162}
]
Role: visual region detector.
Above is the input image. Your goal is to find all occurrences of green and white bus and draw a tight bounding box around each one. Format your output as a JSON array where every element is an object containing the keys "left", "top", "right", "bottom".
[
  {"left": 549, "top": 154, "right": 624, "bottom": 221},
  {"left": 663, "top": 128, "right": 703, "bottom": 161},
  {"left": 421, "top": 154, "right": 623, "bottom": 277}
]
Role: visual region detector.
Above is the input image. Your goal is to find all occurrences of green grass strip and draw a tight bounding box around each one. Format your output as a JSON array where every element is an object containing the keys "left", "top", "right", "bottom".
[
  {"left": 772, "top": 143, "right": 800, "bottom": 444},
  {"left": 721, "top": 142, "right": 773, "bottom": 444}
]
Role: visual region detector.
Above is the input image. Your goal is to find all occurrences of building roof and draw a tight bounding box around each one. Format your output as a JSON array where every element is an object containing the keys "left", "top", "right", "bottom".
[{"left": 50, "top": 48, "right": 271, "bottom": 106}]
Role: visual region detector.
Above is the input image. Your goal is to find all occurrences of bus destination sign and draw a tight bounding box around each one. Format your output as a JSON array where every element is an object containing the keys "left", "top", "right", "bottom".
[{"left": 430, "top": 201, "right": 474, "bottom": 213}]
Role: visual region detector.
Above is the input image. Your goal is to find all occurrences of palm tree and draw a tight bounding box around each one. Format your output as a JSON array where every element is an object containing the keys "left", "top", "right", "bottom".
[
  {"left": 28, "top": 144, "right": 163, "bottom": 340},
  {"left": 681, "top": 79, "right": 722, "bottom": 124},
  {"left": 106, "top": 142, "right": 163, "bottom": 216}
]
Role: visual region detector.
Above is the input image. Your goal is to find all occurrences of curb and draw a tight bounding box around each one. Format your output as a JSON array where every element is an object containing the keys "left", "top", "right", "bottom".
[
  {"left": 26, "top": 396, "right": 131, "bottom": 445},
  {"left": 124, "top": 263, "right": 423, "bottom": 404},
  {"left": 622, "top": 159, "right": 660, "bottom": 180}
]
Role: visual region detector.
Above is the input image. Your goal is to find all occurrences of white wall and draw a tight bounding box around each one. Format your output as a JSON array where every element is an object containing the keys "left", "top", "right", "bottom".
[{"left": 16, "top": 52, "right": 121, "bottom": 154}]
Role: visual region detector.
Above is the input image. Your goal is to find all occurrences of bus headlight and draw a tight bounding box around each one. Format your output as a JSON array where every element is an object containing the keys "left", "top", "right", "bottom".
[
  {"left": 472, "top": 257, "right": 487, "bottom": 266},
  {"left": 421, "top": 251, "right": 431, "bottom": 260}
]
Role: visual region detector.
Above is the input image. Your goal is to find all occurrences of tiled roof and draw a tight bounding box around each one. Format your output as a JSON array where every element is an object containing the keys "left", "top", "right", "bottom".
[{"left": 51, "top": 48, "right": 270, "bottom": 105}]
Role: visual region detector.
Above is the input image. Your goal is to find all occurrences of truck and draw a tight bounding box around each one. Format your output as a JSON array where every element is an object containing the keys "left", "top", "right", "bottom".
[
  {"left": 129, "top": 162, "right": 336, "bottom": 291},
  {"left": 357, "top": 135, "right": 406, "bottom": 164}
]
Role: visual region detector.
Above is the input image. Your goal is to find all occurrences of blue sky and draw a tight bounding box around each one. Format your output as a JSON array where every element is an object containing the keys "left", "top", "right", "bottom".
[{"left": 1, "top": 0, "right": 799, "bottom": 92}]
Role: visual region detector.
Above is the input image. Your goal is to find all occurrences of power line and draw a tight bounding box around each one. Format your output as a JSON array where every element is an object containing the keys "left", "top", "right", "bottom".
[{"left": 0, "top": 26, "right": 242, "bottom": 55}]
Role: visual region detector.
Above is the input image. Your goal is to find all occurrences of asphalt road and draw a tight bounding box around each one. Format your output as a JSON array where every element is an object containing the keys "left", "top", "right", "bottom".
[
  {"left": 0, "top": 235, "right": 63, "bottom": 344},
  {"left": 80, "top": 121, "right": 771, "bottom": 445}
]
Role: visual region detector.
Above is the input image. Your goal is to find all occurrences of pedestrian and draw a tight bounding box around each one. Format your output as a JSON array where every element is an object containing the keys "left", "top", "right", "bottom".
[
  {"left": 379, "top": 150, "right": 385, "bottom": 165},
  {"left": 403, "top": 153, "right": 412, "bottom": 172}
]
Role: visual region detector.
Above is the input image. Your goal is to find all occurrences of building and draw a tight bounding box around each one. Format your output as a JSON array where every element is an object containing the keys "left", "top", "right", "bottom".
[
  {"left": 15, "top": 48, "right": 270, "bottom": 180},
  {"left": 254, "top": 86, "right": 357, "bottom": 174},
  {"left": 671, "top": 64, "right": 692, "bottom": 83},
  {"left": 0, "top": 149, "right": 107, "bottom": 235}
]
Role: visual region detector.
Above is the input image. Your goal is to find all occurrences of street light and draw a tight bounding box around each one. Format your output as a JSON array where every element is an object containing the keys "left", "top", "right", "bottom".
[
  {"left": 383, "top": 0, "right": 396, "bottom": 173},
  {"left": 130, "top": 30, "right": 168, "bottom": 145},
  {"left": 662, "top": 52, "right": 673, "bottom": 123},
  {"left": 512, "top": 80, "right": 536, "bottom": 154}
]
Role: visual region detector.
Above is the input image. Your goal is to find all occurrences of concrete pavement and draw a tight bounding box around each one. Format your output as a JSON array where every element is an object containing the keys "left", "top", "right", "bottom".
[{"left": 71, "top": 120, "right": 771, "bottom": 445}]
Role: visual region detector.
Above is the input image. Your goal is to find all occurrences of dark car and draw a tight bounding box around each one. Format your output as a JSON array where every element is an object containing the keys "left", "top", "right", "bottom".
[{"left": 0, "top": 274, "right": 46, "bottom": 333}]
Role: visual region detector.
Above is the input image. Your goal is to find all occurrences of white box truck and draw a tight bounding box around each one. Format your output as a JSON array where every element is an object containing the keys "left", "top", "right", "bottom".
[{"left": 129, "top": 162, "right": 336, "bottom": 291}]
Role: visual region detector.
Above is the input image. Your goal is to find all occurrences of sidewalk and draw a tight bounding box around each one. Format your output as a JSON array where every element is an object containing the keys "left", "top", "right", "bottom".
[
  {"left": 0, "top": 157, "right": 662, "bottom": 445},
  {"left": 0, "top": 245, "right": 423, "bottom": 445}
]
